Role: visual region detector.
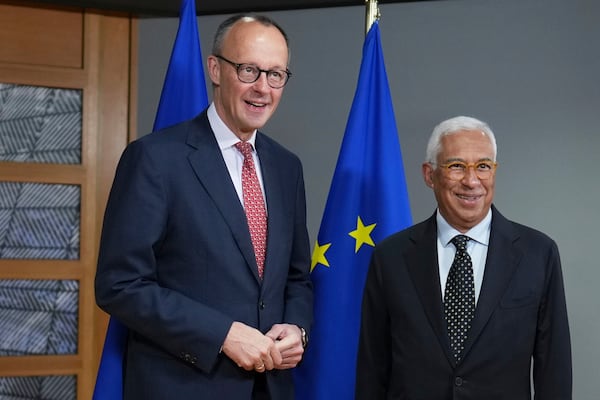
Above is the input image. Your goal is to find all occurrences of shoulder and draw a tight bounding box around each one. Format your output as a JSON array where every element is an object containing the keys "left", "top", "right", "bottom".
[
  {"left": 256, "top": 131, "right": 300, "bottom": 163},
  {"left": 255, "top": 131, "right": 303, "bottom": 170},
  {"left": 491, "top": 206, "right": 558, "bottom": 252},
  {"left": 124, "top": 113, "right": 211, "bottom": 158},
  {"left": 375, "top": 215, "right": 434, "bottom": 254}
]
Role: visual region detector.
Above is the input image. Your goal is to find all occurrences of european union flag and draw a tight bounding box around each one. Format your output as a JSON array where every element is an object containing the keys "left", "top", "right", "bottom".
[
  {"left": 92, "top": 0, "right": 208, "bottom": 398},
  {"left": 153, "top": 0, "right": 209, "bottom": 131},
  {"left": 294, "top": 21, "right": 412, "bottom": 399}
]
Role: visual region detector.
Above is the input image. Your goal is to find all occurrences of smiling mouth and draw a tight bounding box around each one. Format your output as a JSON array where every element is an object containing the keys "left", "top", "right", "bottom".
[
  {"left": 457, "top": 194, "right": 481, "bottom": 201},
  {"left": 246, "top": 100, "right": 267, "bottom": 108}
]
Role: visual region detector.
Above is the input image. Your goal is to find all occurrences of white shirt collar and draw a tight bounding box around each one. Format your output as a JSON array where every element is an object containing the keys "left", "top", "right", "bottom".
[
  {"left": 207, "top": 102, "right": 258, "bottom": 151},
  {"left": 436, "top": 208, "right": 492, "bottom": 247}
]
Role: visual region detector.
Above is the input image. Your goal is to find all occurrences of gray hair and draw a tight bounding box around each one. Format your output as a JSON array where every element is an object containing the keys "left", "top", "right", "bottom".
[
  {"left": 425, "top": 116, "right": 497, "bottom": 164},
  {"left": 212, "top": 14, "right": 290, "bottom": 62}
]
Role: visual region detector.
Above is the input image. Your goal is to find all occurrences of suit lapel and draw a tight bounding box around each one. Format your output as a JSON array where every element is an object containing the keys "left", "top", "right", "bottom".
[
  {"left": 410, "top": 208, "right": 524, "bottom": 367},
  {"left": 254, "top": 134, "right": 284, "bottom": 287},
  {"left": 185, "top": 114, "right": 261, "bottom": 282},
  {"left": 407, "top": 215, "right": 456, "bottom": 365},
  {"left": 461, "top": 206, "right": 523, "bottom": 361}
]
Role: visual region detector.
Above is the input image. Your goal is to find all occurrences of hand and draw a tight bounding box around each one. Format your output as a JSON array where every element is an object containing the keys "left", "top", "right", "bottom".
[
  {"left": 265, "top": 323, "right": 305, "bottom": 369},
  {"left": 222, "top": 322, "right": 282, "bottom": 372}
]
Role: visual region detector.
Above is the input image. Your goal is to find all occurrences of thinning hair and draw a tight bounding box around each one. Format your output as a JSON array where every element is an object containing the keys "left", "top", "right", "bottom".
[
  {"left": 211, "top": 14, "right": 290, "bottom": 62},
  {"left": 425, "top": 115, "right": 497, "bottom": 164}
]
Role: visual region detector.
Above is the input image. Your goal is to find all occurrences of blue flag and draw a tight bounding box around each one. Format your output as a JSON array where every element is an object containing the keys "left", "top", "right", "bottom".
[
  {"left": 92, "top": 0, "right": 208, "bottom": 398},
  {"left": 294, "top": 21, "right": 412, "bottom": 399},
  {"left": 153, "top": 0, "right": 209, "bottom": 131}
]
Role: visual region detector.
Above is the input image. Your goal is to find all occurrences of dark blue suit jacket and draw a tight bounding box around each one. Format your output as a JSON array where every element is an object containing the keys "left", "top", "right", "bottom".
[
  {"left": 356, "top": 206, "right": 571, "bottom": 400},
  {"left": 95, "top": 111, "right": 313, "bottom": 399}
]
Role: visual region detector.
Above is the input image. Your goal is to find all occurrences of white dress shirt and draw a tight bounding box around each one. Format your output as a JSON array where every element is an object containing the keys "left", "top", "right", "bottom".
[
  {"left": 436, "top": 209, "right": 492, "bottom": 304},
  {"left": 207, "top": 103, "right": 267, "bottom": 210}
]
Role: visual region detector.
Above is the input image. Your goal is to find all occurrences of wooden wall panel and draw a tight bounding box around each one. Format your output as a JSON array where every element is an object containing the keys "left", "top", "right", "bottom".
[
  {"left": 0, "top": 2, "right": 134, "bottom": 399},
  {"left": 0, "top": 4, "right": 83, "bottom": 68}
]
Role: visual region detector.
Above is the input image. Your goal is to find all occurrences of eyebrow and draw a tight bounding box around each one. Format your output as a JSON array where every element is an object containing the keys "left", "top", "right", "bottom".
[{"left": 442, "top": 157, "right": 494, "bottom": 162}]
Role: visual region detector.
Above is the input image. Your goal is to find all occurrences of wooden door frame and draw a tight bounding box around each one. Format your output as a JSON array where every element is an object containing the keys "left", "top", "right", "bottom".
[{"left": 0, "top": 2, "right": 136, "bottom": 398}]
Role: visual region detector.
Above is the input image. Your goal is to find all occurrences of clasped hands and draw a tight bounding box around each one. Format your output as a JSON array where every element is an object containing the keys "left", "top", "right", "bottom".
[{"left": 222, "top": 321, "right": 305, "bottom": 372}]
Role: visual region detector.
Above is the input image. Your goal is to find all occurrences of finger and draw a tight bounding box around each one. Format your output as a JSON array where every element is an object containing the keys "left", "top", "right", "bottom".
[
  {"left": 265, "top": 342, "right": 284, "bottom": 370},
  {"left": 281, "top": 352, "right": 302, "bottom": 364},
  {"left": 265, "top": 324, "right": 286, "bottom": 341},
  {"left": 255, "top": 362, "right": 266, "bottom": 373},
  {"left": 274, "top": 335, "right": 296, "bottom": 353},
  {"left": 262, "top": 353, "right": 275, "bottom": 370},
  {"left": 269, "top": 344, "right": 283, "bottom": 366},
  {"left": 278, "top": 360, "right": 300, "bottom": 369},
  {"left": 265, "top": 330, "right": 280, "bottom": 341}
]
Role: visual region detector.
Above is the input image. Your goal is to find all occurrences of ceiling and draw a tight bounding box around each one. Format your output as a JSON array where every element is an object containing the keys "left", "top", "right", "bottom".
[{"left": 29, "top": 0, "right": 434, "bottom": 17}]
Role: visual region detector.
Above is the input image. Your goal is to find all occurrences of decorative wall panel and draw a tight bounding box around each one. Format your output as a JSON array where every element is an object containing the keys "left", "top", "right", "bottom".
[
  {"left": 0, "top": 182, "right": 80, "bottom": 260},
  {"left": 0, "top": 83, "right": 81, "bottom": 164},
  {"left": 0, "top": 375, "right": 76, "bottom": 399},
  {"left": 0, "top": 280, "right": 78, "bottom": 356}
]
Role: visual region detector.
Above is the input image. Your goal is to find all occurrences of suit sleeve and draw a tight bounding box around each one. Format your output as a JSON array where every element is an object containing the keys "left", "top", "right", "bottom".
[
  {"left": 533, "top": 240, "right": 572, "bottom": 399},
  {"left": 355, "top": 249, "right": 391, "bottom": 399},
  {"left": 282, "top": 160, "right": 313, "bottom": 331},
  {"left": 95, "top": 140, "right": 233, "bottom": 373}
]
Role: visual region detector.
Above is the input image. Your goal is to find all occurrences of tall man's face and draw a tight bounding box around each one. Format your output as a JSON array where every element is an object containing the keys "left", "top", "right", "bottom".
[{"left": 208, "top": 20, "right": 289, "bottom": 140}]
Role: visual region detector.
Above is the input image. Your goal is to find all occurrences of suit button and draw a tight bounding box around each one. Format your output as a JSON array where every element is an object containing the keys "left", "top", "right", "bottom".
[
  {"left": 455, "top": 377, "right": 463, "bottom": 386},
  {"left": 259, "top": 301, "right": 265, "bottom": 310}
]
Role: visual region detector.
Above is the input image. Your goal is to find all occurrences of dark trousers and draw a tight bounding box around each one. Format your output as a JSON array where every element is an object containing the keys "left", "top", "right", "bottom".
[{"left": 252, "top": 373, "right": 270, "bottom": 400}]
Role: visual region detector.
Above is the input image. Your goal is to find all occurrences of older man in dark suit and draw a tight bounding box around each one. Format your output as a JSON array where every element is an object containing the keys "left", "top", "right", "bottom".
[
  {"left": 356, "top": 116, "right": 571, "bottom": 399},
  {"left": 95, "top": 14, "right": 312, "bottom": 400}
]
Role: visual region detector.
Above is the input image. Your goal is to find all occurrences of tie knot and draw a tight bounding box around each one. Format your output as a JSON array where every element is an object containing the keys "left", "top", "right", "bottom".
[
  {"left": 235, "top": 141, "right": 254, "bottom": 159},
  {"left": 451, "top": 235, "right": 470, "bottom": 251}
]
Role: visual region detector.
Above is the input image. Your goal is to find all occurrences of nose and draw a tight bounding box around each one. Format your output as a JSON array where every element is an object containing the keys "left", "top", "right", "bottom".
[
  {"left": 252, "top": 71, "right": 270, "bottom": 91},
  {"left": 462, "top": 165, "right": 481, "bottom": 185}
]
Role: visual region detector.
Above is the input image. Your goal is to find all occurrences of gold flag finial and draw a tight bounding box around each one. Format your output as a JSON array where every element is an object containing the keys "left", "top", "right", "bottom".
[{"left": 365, "top": 0, "right": 380, "bottom": 35}]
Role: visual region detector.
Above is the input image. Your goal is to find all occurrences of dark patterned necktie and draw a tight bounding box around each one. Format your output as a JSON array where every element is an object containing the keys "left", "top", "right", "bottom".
[
  {"left": 235, "top": 141, "right": 267, "bottom": 279},
  {"left": 444, "top": 234, "right": 475, "bottom": 362}
]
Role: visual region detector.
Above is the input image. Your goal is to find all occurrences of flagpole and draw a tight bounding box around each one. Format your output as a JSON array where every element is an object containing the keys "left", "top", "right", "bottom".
[{"left": 365, "top": 0, "right": 380, "bottom": 35}]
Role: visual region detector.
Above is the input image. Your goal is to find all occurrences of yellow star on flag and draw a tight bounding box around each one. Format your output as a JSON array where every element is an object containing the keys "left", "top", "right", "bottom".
[
  {"left": 349, "top": 216, "right": 376, "bottom": 253},
  {"left": 311, "top": 241, "right": 332, "bottom": 272}
]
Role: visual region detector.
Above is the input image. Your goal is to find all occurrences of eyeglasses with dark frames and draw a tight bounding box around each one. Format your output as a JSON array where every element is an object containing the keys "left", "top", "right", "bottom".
[{"left": 215, "top": 55, "right": 291, "bottom": 89}]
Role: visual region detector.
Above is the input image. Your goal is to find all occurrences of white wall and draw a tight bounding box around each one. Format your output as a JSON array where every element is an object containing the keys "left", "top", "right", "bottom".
[{"left": 138, "top": 0, "right": 600, "bottom": 397}]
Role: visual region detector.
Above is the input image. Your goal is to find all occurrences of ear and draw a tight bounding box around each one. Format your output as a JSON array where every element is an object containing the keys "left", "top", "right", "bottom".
[
  {"left": 207, "top": 55, "right": 220, "bottom": 85},
  {"left": 422, "top": 163, "right": 435, "bottom": 188}
]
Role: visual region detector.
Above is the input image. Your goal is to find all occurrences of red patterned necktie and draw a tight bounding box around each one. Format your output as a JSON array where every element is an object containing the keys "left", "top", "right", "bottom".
[{"left": 235, "top": 141, "right": 267, "bottom": 279}]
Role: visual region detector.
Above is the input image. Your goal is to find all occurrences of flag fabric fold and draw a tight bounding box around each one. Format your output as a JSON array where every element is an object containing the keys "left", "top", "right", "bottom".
[
  {"left": 294, "top": 21, "right": 412, "bottom": 399},
  {"left": 92, "top": 0, "right": 208, "bottom": 398},
  {"left": 152, "top": 0, "right": 209, "bottom": 131}
]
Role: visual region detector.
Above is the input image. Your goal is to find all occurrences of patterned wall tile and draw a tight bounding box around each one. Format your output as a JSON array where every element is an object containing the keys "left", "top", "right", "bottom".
[
  {"left": 0, "top": 182, "right": 80, "bottom": 260},
  {"left": 0, "top": 280, "right": 78, "bottom": 356},
  {"left": 0, "top": 83, "right": 81, "bottom": 164},
  {"left": 0, "top": 375, "right": 76, "bottom": 399}
]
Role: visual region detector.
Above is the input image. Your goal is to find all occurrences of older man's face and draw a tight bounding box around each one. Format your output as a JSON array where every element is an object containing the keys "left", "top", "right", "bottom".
[{"left": 423, "top": 129, "right": 496, "bottom": 233}]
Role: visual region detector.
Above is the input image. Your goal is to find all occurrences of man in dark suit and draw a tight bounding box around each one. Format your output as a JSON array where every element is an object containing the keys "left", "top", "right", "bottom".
[
  {"left": 356, "top": 116, "right": 571, "bottom": 399},
  {"left": 95, "top": 14, "right": 312, "bottom": 400}
]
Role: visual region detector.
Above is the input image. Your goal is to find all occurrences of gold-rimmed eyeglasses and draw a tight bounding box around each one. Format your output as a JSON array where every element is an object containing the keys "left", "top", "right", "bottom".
[
  {"left": 435, "top": 160, "right": 498, "bottom": 181},
  {"left": 215, "top": 55, "right": 291, "bottom": 89}
]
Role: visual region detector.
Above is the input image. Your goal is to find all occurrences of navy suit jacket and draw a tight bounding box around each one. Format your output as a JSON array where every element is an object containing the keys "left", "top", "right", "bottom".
[
  {"left": 356, "top": 206, "right": 571, "bottom": 400},
  {"left": 95, "top": 111, "right": 313, "bottom": 400}
]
